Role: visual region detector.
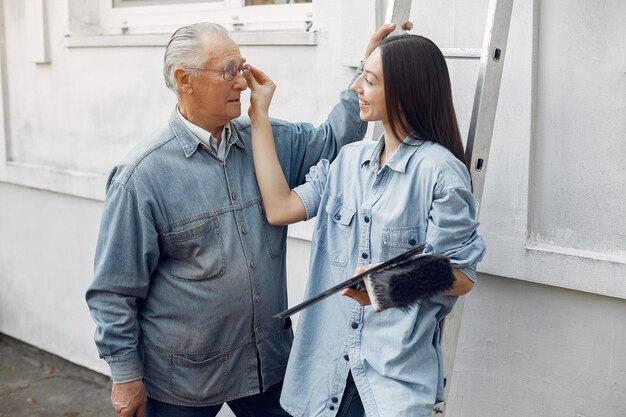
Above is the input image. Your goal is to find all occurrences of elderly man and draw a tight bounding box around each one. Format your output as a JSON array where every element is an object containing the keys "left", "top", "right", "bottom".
[{"left": 86, "top": 22, "right": 398, "bottom": 417}]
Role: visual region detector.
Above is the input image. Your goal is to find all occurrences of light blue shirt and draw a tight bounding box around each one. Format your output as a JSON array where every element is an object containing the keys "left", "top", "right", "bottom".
[
  {"left": 280, "top": 135, "right": 486, "bottom": 417},
  {"left": 85, "top": 70, "right": 367, "bottom": 407}
]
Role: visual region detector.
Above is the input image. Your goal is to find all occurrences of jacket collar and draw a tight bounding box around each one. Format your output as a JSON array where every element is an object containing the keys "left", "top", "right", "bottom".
[
  {"left": 168, "top": 107, "right": 245, "bottom": 158},
  {"left": 364, "top": 133, "right": 425, "bottom": 173}
]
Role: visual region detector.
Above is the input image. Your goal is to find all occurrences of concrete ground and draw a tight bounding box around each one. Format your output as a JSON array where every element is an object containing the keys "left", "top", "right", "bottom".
[{"left": 0, "top": 334, "right": 115, "bottom": 417}]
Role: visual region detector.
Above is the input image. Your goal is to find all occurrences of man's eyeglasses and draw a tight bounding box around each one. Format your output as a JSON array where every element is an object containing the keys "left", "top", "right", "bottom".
[{"left": 187, "top": 61, "right": 247, "bottom": 81}]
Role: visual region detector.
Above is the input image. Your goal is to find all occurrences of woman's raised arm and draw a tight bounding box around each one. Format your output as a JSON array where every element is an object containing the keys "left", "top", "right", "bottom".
[{"left": 245, "top": 65, "right": 307, "bottom": 225}]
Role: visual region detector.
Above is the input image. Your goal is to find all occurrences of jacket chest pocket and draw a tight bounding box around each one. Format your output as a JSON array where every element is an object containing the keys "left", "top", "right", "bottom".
[
  {"left": 161, "top": 216, "right": 226, "bottom": 281},
  {"left": 382, "top": 226, "right": 426, "bottom": 260},
  {"left": 316, "top": 197, "right": 356, "bottom": 267}
]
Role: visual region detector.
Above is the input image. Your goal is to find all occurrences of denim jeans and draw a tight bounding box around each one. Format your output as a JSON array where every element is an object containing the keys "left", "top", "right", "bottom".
[
  {"left": 145, "top": 381, "right": 290, "bottom": 417},
  {"left": 336, "top": 373, "right": 365, "bottom": 417}
]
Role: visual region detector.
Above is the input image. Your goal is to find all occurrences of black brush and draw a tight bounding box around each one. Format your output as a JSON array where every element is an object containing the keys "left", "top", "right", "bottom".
[
  {"left": 275, "top": 243, "right": 454, "bottom": 318},
  {"left": 363, "top": 254, "right": 455, "bottom": 312}
]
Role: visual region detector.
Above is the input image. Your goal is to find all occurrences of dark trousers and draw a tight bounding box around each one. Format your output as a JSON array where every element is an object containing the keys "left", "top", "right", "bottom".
[
  {"left": 145, "top": 381, "right": 290, "bottom": 417},
  {"left": 336, "top": 372, "right": 365, "bottom": 417}
]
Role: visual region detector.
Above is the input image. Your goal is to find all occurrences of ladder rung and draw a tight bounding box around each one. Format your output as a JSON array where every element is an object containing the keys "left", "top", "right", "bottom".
[{"left": 440, "top": 48, "right": 482, "bottom": 59}]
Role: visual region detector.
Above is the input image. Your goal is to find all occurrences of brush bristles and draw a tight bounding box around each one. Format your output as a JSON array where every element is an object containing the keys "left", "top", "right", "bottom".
[{"left": 364, "top": 255, "right": 455, "bottom": 312}]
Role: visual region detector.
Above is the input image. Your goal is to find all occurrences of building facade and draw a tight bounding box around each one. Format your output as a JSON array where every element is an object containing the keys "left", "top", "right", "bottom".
[{"left": 1, "top": 0, "right": 625, "bottom": 416}]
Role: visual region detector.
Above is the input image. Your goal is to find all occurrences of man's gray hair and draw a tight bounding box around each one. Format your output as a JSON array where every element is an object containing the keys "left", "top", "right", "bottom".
[{"left": 163, "top": 22, "right": 230, "bottom": 96}]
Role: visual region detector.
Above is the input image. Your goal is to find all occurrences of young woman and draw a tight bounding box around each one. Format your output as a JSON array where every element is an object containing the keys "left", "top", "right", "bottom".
[{"left": 245, "top": 34, "right": 486, "bottom": 417}]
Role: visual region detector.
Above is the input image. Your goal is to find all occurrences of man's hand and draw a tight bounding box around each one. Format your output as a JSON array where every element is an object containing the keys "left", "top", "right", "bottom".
[
  {"left": 111, "top": 380, "right": 147, "bottom": 417},
  {"left": 363, "top": 22, "right": 414, "bottom": 61},
  {"left": 244, "top": 65, "right": 276, "bottom": 119}
]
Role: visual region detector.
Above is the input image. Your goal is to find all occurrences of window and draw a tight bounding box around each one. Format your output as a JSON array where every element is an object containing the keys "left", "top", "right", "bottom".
[
  {"left": 66, "top": 0, "right": 316, "bottom": 47},
  {"left": 95, "top": 0, "right": 314, "bottom": 35}
]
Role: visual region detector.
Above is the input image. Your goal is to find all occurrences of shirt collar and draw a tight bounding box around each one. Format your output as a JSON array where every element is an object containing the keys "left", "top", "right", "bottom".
[
  {"left": 363, "top": 133, "right": 425, "bottom": 173},
  {"left": 169, "top": 107, "right": 244, "bottom": 158}
]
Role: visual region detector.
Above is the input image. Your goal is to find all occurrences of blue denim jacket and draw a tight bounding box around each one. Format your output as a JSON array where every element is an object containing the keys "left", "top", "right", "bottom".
[
  {"left": 281, "top": 136, "right": 486, "bottom": 417},
  {"left": 85, "top": 75, "right": 366, "bottom": 406}
]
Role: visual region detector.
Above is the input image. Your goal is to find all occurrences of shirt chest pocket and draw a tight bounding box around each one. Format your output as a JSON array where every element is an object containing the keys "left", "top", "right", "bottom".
[
  {"left": 316, "top": 197, "right": 356, "bottom": 267},
  {"left": 382, "top": 226, "right": 426, "bottom": 260},
  {"left": 161, "top": 216, "right": 226, "bottom": 281}
]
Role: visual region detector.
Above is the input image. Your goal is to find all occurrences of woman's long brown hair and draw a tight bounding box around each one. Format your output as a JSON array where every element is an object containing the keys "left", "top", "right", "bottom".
[{"left": 380, "top": 34, "right": 469, "bottom": 171}]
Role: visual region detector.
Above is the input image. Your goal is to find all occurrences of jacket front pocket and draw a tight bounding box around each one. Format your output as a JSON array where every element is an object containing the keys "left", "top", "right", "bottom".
[
  {"left": 169, "top": 350, "right": 228, "bottom": 403},
  {"left": 162, "top": 216, "right": 226, "bottom": 281},
  {"left": 317, "top": 196, "right": 355, "bottom": 267},
  {"left": 382, "top": 226, "right": 425, "bottom": 260}
]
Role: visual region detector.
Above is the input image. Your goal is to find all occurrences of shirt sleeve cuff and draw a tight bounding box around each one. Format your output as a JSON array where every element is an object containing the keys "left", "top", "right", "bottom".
[
  {"left": 105, "top": 351, "right": 143, "bottom": 383},
  {"left": 293, "top": 185, "right": 318, "bottom": 221},
  {"left": 455, "top": 265, "right": 478, "bottom": 283}
]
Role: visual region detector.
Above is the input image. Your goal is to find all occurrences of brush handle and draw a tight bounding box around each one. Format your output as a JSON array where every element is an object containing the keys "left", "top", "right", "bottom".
[
  {"left": 274, "top": 276, "right": 366, "bottom": 318},
  {"left": 274, "top": 242, "right": 426, "bottom": 318}
]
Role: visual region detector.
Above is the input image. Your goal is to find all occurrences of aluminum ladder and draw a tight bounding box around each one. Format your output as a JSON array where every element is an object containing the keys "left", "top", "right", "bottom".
[{"left": 375, "top": 0, "right": 515, "bottom": 415}]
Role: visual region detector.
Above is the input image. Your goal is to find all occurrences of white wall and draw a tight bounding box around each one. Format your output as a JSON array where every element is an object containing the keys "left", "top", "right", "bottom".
[
  {"left": 450, "top": 274, "right": 626, "bottom": 417},
  {"left": 1, "top": 0, "right": 625, "bottom": 416},
  {"left": 0, "top": 182, "right": 108, "bottom": 373}
]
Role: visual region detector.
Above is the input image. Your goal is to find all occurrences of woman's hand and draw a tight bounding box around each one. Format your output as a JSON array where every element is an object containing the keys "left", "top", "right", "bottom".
[
  {"left": 341, "top": 264, "right": 380, "bottom": 306},
  {"left": 244, "top": 65, "right": 276, "bottom": 119},
  {"left": 341, "top": 286, "right": 371, "bottom": 306},
  {"left": 363, "top": 21, "right": 414, "bottom": 61}
]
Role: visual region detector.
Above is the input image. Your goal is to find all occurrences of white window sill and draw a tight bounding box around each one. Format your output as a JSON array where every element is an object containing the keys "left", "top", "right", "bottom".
[{"left": 63, "top": 30, "right": 318, "bottom": 48}]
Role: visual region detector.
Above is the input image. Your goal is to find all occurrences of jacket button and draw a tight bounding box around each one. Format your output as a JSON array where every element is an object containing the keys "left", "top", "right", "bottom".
[
  {"left": 231, "top": 192, "right": 237, "bottom": 200},
  {"left": 329, "top": 406, "right": 335, "bottom": 411},
  {"left": 331, "top": 397, "right": 338, "bottom": 403},
  {"left": 334, "top": 213, "right": 341, "bottom": 221},
  {"left": 361, "top": 252, "right": 368, "bottom": 259},
  {"left": 344, "top": 354, "right": 349, "bottom": 361},
  {"left": 351, "top": 322, "right": 358, "bottom": 329},
  {"left": 250, "top": 261, "right": 256, "bottom": 269},
  {"left": 255, "top": 294, "right": 260, "bottom": 302},
  {"left": 364, "top": 215, "right": 370, "bottom": 223},
  {"left": 241, "top": 226, "right": 247, "bottom": 234},
  {"left": 409, "top": 238, "right": 416, "bottom": 246}
]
